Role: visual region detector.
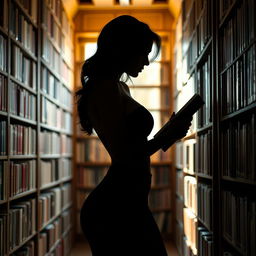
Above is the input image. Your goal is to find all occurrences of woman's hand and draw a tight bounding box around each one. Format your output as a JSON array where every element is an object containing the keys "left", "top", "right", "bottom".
[{"left": 168, "top": 112, "right": 192, "bottom": 141}]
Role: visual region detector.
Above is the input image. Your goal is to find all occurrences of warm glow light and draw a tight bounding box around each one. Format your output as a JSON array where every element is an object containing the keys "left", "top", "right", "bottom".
[{"left": 119, "top": 0, "right": 130, "bottom": 6}]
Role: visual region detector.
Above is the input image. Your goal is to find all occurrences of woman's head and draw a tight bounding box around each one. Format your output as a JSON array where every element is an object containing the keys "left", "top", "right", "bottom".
[
  {"left": 82, "top": 15, "right": 161, "bottom": 80},
  {"left": 77, "top": 15, "right": 161, "bottom": 135}
]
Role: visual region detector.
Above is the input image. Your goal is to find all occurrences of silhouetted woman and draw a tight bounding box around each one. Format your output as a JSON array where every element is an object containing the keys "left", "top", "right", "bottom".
[{"left": 76, "top": 15, "right": 191, "bottom": 256}]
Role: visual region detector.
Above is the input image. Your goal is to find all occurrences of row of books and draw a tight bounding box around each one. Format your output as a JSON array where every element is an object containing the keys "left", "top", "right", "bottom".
[
  {"left": 77, "top": 167, "right": 108, "bottom": 187},
  {"left": 184, "top": 176, "right": 197, "bottom": 215},
  {"left": 148, "top": 188, "right": 171, "bottom": 210},
  {"left": 41, "top": 96, "right": 72, "bottom": 132},
  {"left": 0, "top": 213, "right": 7, "bottom": 255},
  {"left": 183, "top": 139, "right": 196, "bottom": 174},
  {"left": 197, "top": 55, "right": 212, "bottom": 127},
  {"left": 0, "top": 120, "right": 6, "bottom": 155},
  {"left": 0, "top": 0, "right": 8, "bottom": 31},
  {"left": 198, "top": 183, "right": 212, "bottom": 229},
  {"left": 42, "top": 31, "right": 61, "bottom": 75},
  {"left": 60, "top": 134, "right": 72, "bottom": 154},
  {"left": 151, "top": 166, "right": 170, "bottom": 186},
  {"left": 11, "top": 44, "right": 37, "bottom": 90},
  {"left": 222, "top": 190, "right": 256, "bottom": 255},
  {"left": 17, "top": 0, "right": 38, "bottom": 23},
  {"left": 221, "top": 114, "right": 255, "bottom": 181},
  {"left": 39, "top": 218, "right": 62, "bottom": 256},
  {"left": 182, "top": 1, "right": 195, "bottom": 56},
  {"left": 10, "top": 124, "right": 36, "bottom": 155},
  {"left": 10, "top": 160, "right": 36, "bottom": 197},
  {"left": 220, "top": 0, "right": 256, "bottom": 69},
  {"left": 39, "top": 188, "right": 62, "bottom": 228},
  {"left": 0, "top": 74, "right": 7, "bottom": 111},
  {"left": 62, "top": 183, "right": 72, "bottom": 209},
  {"left": 0, "top": 34, "right": 7, "bottom": 72},
  {"left": 187, "top": 34, "right": 197, "bottom": 71},
  {"left": 183, "top": 207, "right": 197, "bottom": 255},
  {"left": 60, "top": 58, "right": 74, "bottom": 89},
  {"left": 0, "top": 161, "right": 7, "bottom": 200},
  {"left": 175, "top": 222, "right": 185, "bottom": 256},
  {"left": 43, "top": 0, "right": 62, "bottom": 23},
  {"left": 153, "top": 211, "right": 172, "bottom": 234},
  {"left": 41, "top": 66, "right": 73, "bottom": 108},
  {"left": 197, "top": 227, "right": 213, "bottom": 256},
  {"left": 40, "top": 130, "right": 60, "bottom": 155},
  {"left": 40, "top": 158, "right": 72, "bottom": 188},
  {"left": 76, "top": 140, "right": 111, "bottom": 163},
  {"left": 10, "top": 81, "right": 37, "bottom": 121},
  {"left": 11, "top": 240, "right": 35, "bottom": 256},
  {"left": 221, "top": 45, "right": 256, "bottom": 115},
  {"left": 10, "top": 2, "right": 36, "bottom": 55},
  {"left": 195, "top": 131, "right": 212, "bottom": 176},
  {"left": 42, "top": 2, "right": 62, "bottom": 50},
  {"left": 9, "top": 198, "right": 36, "bottom": 250},
  {"left": 219, "top": 0, "right": 235, "bottom": 20},
  {"left": 197, "top": 0, "right": 211, "bottom": 56}
]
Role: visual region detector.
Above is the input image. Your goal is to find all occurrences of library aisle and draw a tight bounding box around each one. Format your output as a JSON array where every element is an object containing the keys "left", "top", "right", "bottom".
[{"left": 70, "top": 241, "right": 179, "bottom": 256}]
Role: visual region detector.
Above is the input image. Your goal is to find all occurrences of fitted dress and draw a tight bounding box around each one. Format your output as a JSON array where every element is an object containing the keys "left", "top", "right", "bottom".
[{"left": 80, "top": 82, "right": 168, "bottom": 256}]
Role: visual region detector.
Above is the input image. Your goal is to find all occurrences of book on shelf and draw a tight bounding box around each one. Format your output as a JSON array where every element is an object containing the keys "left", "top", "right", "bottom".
[
  {"left": 176, "top": 196, "right": 184, "bottom": 226},
  {"left": 176, "top": 169, "right": 184, "bottom": 199},
  {"left": 221, "top": 113, "right": 255, "bottom": 181},
  {"left": 11, "top": 240, "right": 35, "bottom": 256},
  {"left": 151, "top": 166, "right": 170, "bottom": 187},
  {"left": 0, "top": 34, "right": 7, "bottom": 72},
  {"left": 40, "top": 130, "right": 60, "bottom": 155},
  {"left": 10, "top": 81, "right": 37, "bottom": 120},
  {"left": 154, "top": 93, "right": 204, "bottom": 151},
  {"left": 222, "top": 190, "right": 256, "bottom": 255},
  {"left": 0, "top": 120, "right": 7, "bottom": 155},
  {"left": 198, "top": 183, "right": 212, "bottom": 229},
  {"left": 0, "top": 0, "right": 8, "bottom": 31},
  {"left": 0, "top": 74, "right": 7, "bottom": 112},
  {"left": 10, "top": 124, "right": 36, "bottom": 155},
  {"left": 148, "top": 188, "right": 171, "bottom": 210},
  {"left": 9, "top": 198, "right": 36, "bottom": 250},
  {"left": 197, "top": 227, "right": 213, "bottom": 256},
  {"left": 184, "top": 176, "right": 197, "bottom": 215},
  {"left": 183, "top": 139, "right": 196, "bottom": 175},
  {"left": 0, "top": 213, "right": 7, "bottom": 255},
  {"left": 10, "top": 160, "right": 36, "bottom": 197},
  {"left": 0, "top": 161, "right": 7, "bottom": 200}
]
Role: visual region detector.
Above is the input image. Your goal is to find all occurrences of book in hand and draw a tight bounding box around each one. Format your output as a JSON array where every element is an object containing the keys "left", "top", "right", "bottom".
[{"left": 154, "top": 94, "right": 205, "bottom": 151}]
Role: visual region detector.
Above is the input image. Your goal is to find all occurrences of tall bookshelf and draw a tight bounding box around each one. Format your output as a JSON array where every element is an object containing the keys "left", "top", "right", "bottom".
[
  {"left": 0, "top": 0, "right": 74, "bottom": 255},
  {"left": 173, "top": 0, "right": 256, "bottom": 255},
  {"left": 73, "top": 15, "right": 175, "bottom": 238}
]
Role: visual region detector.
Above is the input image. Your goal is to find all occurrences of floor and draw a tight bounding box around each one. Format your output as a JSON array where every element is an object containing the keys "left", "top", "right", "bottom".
[{"left": 70, "top": 240, "right": 179, "bottom": 256}]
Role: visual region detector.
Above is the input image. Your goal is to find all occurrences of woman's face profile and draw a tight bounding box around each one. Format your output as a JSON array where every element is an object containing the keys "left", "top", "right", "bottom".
[{"left": 124, "top": 43, "right": 152, "bottom": 77}]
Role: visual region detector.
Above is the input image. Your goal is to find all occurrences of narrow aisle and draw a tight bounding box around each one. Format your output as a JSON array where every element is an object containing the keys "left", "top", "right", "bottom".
[{"left": 70, "top": 240, "right": 179, "bottom": 256}]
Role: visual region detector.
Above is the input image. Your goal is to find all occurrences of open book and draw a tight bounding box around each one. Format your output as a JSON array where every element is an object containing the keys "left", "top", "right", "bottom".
[{"left": 154, "top": 94, "right": 205, "bottom": 151}]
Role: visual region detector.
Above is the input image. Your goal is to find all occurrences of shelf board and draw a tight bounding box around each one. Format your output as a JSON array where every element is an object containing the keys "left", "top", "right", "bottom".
[
  {"left": 40, "top": 154, "right": 62, "bottom": 159},
  {"left": 0, "top": 110, "right": 7, "bottom": 117},
  {"left": 40, "top": 180, "right": 62, "bottom": 191},
  {"left": 0, "top": 199, "right": 7, "bottom": 205},
  {"left": 219, "top": 0, "right": 240, "bottom": 29},
  {"left": 10, "top": 35, "right": 37, "bottom": 61},
  {"left": 197, "top": 217, "right": 212, "bottom": 232},
  {"left": 0, "top": 156, "right": 7, "bottom": 160},
  {"left": 196, "top": 123, "right": 213, "bottom": 133},
  {"left": 196, "top": 173, "right": 213, "bottom": 179},
  {"left": 220, "top": 38, "right": 256, "bottom": 75},
  {"left": 14, "top": 0, "right": 38, "bottom": 28},
  {"left": 9, "top": 189, "right": 37, "bottom": 202},
  {"left": 76, "top": 162, "right": 111, "bottom": 167},
  {"left": 10, "top": 155, "right": 37, "bottom": 159},
  {"left": 223, "top": 235, "right": 245, "bottom": 256},
  {"left": 10, "top": 75, "right": 37, "bottom": 95},
  {"left": 0, "top": 69, "right": 8, "bottom": 77},
  {"left": 9, "top": 232, "right": 37, "bottom": 255},
  {"left": 222, "top": 176, "right": 256, "bottom": 186},
  {"left": 221, "top": 103, "right": 256, "bottom": 122},
  {"left": 10, "top": 114, "right": 37, "bottom": 126},
  {"left": 0, "top": 26, "right": 8, "bottom": 36}
]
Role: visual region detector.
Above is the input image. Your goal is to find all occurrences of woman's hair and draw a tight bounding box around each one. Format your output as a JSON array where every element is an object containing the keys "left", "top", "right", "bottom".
[{"left": 76, "top": 15, "right": 161, "bottom": 135}]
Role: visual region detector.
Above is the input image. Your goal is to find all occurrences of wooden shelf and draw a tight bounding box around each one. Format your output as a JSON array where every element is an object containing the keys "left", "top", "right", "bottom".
[
  {"left": 9, "top": 189, "right": 37, "bottom": 202},
  {"left": 10, "top": 114, "right": 37, "bottom": 126}
]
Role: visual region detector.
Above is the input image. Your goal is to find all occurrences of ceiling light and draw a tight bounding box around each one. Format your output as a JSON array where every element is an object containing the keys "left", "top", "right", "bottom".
[{"left": 119, "top": 0, "right": 130, "bottom": 6}]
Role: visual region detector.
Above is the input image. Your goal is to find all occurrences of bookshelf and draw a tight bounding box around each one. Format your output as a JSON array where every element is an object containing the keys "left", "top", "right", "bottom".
[
  {"left": 173, "top": 0, "right": 256, "bottom": 255},
  {"left": 73, "top": 10, "right": 175, "bottom": 239},
  {"left": 0, "top": 0, "right": 74, "bottom": 255}
]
